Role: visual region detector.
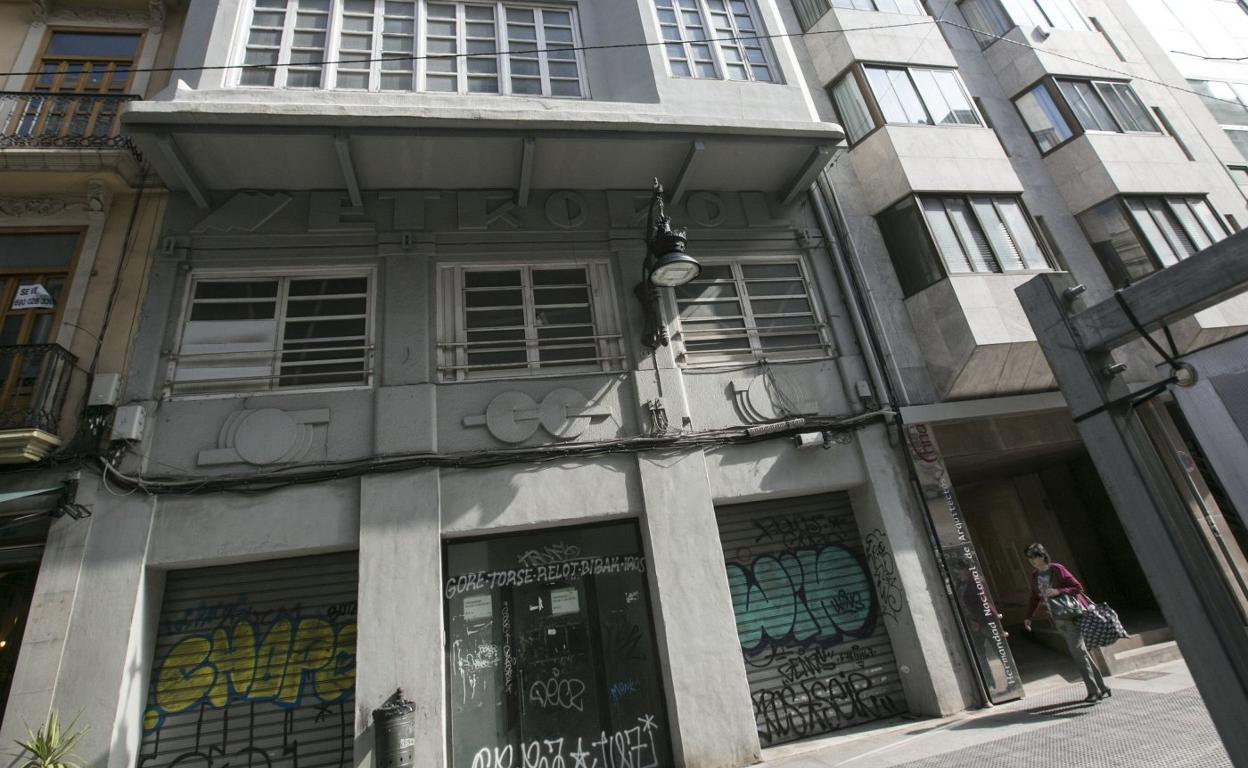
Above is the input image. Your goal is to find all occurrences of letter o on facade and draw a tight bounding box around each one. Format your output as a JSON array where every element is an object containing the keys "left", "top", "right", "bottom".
[
  {"left": 545, "top": 191, "right": 590, "bottom": 229},
  {"left": 685, "top": 191, "right": 726, "bottom": 228}
]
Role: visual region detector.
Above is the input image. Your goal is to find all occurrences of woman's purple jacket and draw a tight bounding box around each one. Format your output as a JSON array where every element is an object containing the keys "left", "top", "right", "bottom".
[{"left": 1027, "top": 562, "right": 1091, "bottom": 621}]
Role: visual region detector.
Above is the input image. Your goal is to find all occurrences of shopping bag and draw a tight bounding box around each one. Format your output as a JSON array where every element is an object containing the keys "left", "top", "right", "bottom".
[{"left": 1078, "top": 602, "right": 1129, "bottom": 647}]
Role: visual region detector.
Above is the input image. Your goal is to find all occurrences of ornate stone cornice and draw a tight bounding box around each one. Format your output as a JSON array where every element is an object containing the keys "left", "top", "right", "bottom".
[
  {"left": 30, "top": 0, "right": 49, "bottom": 26},
  {"left": 0, "top": 196, "right": 85, "bottom": 218},
  {"left": 37, "top": 0, "right": 167, "bottom": 31}
]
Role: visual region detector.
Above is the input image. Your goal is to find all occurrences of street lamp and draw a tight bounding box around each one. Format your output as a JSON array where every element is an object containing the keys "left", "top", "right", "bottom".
[{"left": 637, "top": 179, "right": 700, "bottom": 349}]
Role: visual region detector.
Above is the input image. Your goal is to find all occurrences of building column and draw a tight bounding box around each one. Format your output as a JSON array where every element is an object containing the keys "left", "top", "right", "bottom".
[
  {"left": 0, "top": 477, "right": 158, "bottom": 768},
  {"left": 636, "top": 449, "right": 759, "bottom": 768},
  {"left": 355, "top": 384, "right": 443, "bottom": 767},
  {"left": 849, "top": 424, "right": 979, "bottom": 716}
]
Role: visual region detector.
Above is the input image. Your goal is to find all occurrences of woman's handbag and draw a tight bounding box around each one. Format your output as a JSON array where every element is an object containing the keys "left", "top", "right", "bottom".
[
  {"left": 1048, "top": 593, "right": 1085, "bottom": 620},
  {"left": 1079, "top": 601, "right": 1130, "bottom": 647}
]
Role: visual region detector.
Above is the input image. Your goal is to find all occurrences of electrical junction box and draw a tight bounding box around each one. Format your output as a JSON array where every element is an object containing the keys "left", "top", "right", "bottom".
[
  {"left": 111, "top": 404, "right": 146, "bottom": 442},
  {"left": 89, "top": 373, "right": 122, "bottom": 407}
]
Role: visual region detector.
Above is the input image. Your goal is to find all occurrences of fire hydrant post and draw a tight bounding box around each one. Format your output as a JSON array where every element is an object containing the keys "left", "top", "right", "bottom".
[{"left": 372, "top": 688, "right": 417, "bottom": 767}]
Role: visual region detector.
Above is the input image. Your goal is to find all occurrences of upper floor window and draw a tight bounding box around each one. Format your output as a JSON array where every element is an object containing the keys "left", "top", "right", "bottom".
[
  {"left": 1189, "top": 79, "right": 1248, "bottom": 127},
  {"left": 653, "top": 0, "right": 776, "bottom": 82},
  {"left": 830, "top": 64, "right": 980, "bottom": 144},
  {"left": 959, "top": 0, "right": 1089, "bottom": 48},
  {"left": 5, "top": 31, "right": 144, "bottom": 143},
  {"left": 436, "top": 262, "right": 624, "bottom": 381},
  {"left": 171, "top": 273, "right": 373, "bottom": 396},
  {"left": 878, "top": 194, "right": 1052, "bottom": 297},
  {"left": 671, "top": 257, "right": 833, "bottom": 365},
  {"left": 793, "top": 0, "right": 924, "bottom": 29},
  {"left": 1077, "top": 196, "right": 1228, "bottom": 287},
  {"left": 239, "top": 0, "right": 585, "bottom": 96},
  {"left": 1013, "top": 77, "right": 1157, "bottom": 153}
]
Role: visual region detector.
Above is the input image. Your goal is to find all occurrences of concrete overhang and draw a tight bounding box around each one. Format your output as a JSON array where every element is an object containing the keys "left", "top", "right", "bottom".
[{"left": 123, "top": 90, "right": 845, "bottom": 206}]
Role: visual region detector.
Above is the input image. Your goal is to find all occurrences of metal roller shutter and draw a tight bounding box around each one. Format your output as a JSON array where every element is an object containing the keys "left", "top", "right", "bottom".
[
  {"left": 717, "top": 493, "right": 907, "bottom": 748},
  {"left": 138, "top": 551, "right": 359, "bottom": 768}
]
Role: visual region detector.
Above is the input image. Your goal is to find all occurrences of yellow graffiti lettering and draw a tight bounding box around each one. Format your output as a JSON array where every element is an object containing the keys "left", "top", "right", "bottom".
[
  {"left": 156, "top": 636, "right": 215, "bottom": 714},
  {"left": 277, "top": 618, "right": 335, "bottom": 705},
  {"left": 315, "top": 623, "right": 357, "bottom": 701},
  {"left": 249, "top": 619, "right": 292, "bottom": 701},
  {"left": 208, "top": 621, "right": 258, "bottom": 707}
]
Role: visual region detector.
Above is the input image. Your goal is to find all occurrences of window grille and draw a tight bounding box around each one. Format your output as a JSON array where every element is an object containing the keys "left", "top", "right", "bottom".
[
  {"left": 171, "top": 274, "right": 372, "bottom": 395},
  {"left": 437, "top": 263, "right": 624, "bottom": 380},
  {"left": 672, "top": 259, "right": 832, "bottom": 365}
]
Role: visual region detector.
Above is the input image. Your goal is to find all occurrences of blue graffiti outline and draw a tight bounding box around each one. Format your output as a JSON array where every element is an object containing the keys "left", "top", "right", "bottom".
[
  {"left": 143, "top": 612, "right": 356, "bottom": 734},
  {"left": 728, "top": 544, "right": 879, "bottom": 656}
]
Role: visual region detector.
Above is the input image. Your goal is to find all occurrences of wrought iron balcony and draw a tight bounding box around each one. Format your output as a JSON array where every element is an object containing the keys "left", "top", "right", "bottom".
[
  {"left": 0, "top": 91, "right": 138, "bottom": 150},
  {"left": 0, "top": 344, "right": 75, "bottom": 435}
]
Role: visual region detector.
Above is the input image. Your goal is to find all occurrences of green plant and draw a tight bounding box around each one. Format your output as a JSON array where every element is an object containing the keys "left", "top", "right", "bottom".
[{"left": 13, "top": 711, "right": 87, "bottom": 768}]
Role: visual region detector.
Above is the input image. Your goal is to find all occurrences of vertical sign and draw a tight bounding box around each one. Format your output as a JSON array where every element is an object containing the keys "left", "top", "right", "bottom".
[{"left": 905, "top": 423, "right": 1024, "bottom": 704}]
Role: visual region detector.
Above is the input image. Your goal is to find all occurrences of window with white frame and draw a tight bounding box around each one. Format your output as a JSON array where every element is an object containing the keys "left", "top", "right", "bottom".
[
  {"left": 671, "top": 259, "right": 832, "bottom": 365},
  {"left": 653, "top": 0, "right": 776, "bottom": 82},
  {"left": 171, "top": 273, "right": 373, "bottom": 395},
  {"left": 436, "top": 263, "right": 623, "bottom": 380},
  {"left": 878, "top": 195, "right": 1052, "bottom": 296},
  {"left": 238, "top": 0, "right": 585, "bottom": 96},
  {"left": 958, "top": 0, "right": 1089, "bottom": 48},
  {"left": 1077, "top": 196, "right": 1227, "bottom": 287}
]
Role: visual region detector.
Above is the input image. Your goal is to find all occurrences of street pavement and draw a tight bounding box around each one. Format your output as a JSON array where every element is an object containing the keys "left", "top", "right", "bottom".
[{"left": 758, "top": 659, "right": 1230, "bottom": 768}]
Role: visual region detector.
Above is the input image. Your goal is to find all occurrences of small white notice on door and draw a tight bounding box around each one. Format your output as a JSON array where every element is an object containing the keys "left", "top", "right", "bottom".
[
  {"left": 550, "top": 587, "right": 580, "bottom": 616},
  {"left": 463, "top": 594, "right": 492, "bottom": 621},
  {"left": 11, "top": 283, "right": 54, "bottom": 310}
]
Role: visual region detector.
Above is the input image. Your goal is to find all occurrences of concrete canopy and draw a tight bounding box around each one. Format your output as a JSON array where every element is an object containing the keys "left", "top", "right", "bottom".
[{"left": 123, "top": 93, "right": 845, "bottom": 205}]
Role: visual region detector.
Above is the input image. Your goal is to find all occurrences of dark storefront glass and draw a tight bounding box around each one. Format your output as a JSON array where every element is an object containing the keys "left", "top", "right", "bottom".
[{"left": 445, "top": 522, "right": 672, "bottom": 768}]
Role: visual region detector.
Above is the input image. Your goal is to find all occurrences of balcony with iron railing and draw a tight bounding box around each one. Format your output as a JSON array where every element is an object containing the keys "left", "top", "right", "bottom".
[
  {"left": 0, "top": 344, "right": 76, "bottom": 464},
  {"left": 0, "top": 92, "right": 142, "bottom": 179}
]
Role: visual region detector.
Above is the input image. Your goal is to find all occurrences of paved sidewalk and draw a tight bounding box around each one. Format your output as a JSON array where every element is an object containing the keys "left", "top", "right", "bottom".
[{"left": 759, "top": 660, "right": 1230, "bottom": 768}]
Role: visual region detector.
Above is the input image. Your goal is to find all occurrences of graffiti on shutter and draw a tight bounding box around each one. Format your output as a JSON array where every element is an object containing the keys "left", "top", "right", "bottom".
[
  {"left": 718, "top": 493, "right": 907, "bottom": 747},
  {"left": 138, "top": 551, "right": 358, "bottom": 768}
]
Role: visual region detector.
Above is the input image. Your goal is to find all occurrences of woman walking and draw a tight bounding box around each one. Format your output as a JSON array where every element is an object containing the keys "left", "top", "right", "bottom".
[{"left": 1022, "top": 542, "right": 1110, "bottom": 703}]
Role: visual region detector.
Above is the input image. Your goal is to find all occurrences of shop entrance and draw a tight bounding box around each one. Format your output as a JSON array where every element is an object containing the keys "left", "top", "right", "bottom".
[
  {"left": 444, "top": 521, "right": 672, "bottom": 768},
  {"left": 934, "top": 414, "right": 1162, "bottom": 688}
]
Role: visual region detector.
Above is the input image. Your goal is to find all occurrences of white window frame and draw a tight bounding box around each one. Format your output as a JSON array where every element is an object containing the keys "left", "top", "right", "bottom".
[
  {"left": 167, "top": 267, "right": 376, "bottom": 399},
  {"left": 231, "top": 0, "right": 588, "bottom": 97},
  {"left": 436, "top": 260, "right": 624, "bottom": 382},
  {"left": 667, "top": 254, "right": 835, "bottom": 367},
  {"left": 651, "top": 0, "right": 779, "bottom": 84}
]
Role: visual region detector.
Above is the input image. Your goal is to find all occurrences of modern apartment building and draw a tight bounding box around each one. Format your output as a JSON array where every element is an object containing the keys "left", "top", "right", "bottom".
[
  {"left": 1, "top": 0, "right": 1247, "bottom": 767},
  {"left": 0, "top": 0, "right": 184, "bottom": 729},
  {"left": 799, "top": 0, "right": 1248, "bottom": 702}
]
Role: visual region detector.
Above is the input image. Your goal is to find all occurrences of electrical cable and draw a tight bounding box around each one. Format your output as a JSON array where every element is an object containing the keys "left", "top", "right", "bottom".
[
  {"left": 0, "top": 15, "right": 1242, "bottom": 114},
  {"left": 0, "top": 21, "right": 932, "bottom": 79},
  {"left": 937, "top": 18, "right": 1248, "bottom": 110},
  {"left": 96, "top": 410, "right": 891, "bottom": 496}
]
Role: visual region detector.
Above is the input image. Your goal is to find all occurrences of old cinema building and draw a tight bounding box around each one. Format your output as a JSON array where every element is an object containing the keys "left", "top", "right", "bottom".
[{"left": 0, "top": 0, "right": 985, "bottom": 764}]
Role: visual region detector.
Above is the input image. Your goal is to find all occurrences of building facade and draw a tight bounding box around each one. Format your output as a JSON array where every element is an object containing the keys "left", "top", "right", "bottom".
[
  {"left": 0, "top": 0, "right": 184, "bottom": 731},
  {"left": 800, "top": 0, "right": 1248, "bottom": 687},
  {"left": 3, "top": 0, "right": 1248, "bottom": 767}
]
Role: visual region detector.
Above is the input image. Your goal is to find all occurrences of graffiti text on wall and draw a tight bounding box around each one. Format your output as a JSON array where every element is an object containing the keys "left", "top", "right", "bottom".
[
  {"left": 445, "top": 556, "right": 646, "bottom": 599},
  {"left": 469, "top": 715, "right": 661, "bottom": 768},
  {"left": 752, "top": 671, "right": 899, "bottom": 745},
  {"left": 728, "top": 513, "right": 903, "bottom": 747},
  {"left": 727, "top": 545, "right": 875, "bottom": 655},
  {"left": 141, "top": 592, "right": 357, "bottom": 768}
]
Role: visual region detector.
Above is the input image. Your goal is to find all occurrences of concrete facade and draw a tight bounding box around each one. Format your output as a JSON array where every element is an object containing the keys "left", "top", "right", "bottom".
[{"left": 4, "top": 0, "right": 1248, "bottom": 766}]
